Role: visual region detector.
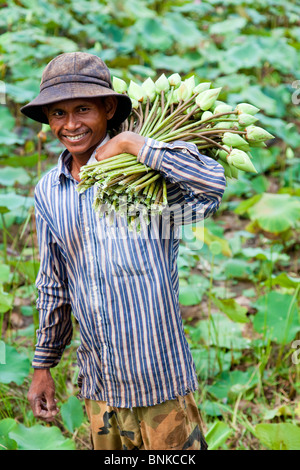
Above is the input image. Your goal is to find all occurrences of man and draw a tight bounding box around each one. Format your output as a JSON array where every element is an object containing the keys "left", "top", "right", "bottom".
[{"left": 22, "top": 52, "right": 226, "bottom": 450}]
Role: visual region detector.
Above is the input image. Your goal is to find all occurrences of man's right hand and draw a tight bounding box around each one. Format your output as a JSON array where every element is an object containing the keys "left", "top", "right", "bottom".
[{"left": 27, "top": 368, "right": 59, "bottom": 422}]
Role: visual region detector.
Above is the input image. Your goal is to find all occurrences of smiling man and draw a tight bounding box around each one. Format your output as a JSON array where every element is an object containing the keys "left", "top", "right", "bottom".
[{"left": 21, "top": 52, "right": 225, "bottom": 450}]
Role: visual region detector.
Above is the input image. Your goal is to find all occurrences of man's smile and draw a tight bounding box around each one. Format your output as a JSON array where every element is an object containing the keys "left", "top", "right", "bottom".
[{"left": 62, "top": 131, "right": 89, "bottom": 143}]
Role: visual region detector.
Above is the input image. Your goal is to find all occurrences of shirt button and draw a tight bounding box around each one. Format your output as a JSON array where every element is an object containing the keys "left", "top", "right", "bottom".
[
  {"left": 81, "top": 194, "right": 86, "bottom": 200},
  {"left": 90, "top": 256, "right": 94, "bottom": 262},
  {"left": 93, "top": 286, "right": 98, "bottom": 291},
  {"left": 182, "top": 148, "right": 187, "bottom": 154},
  {"left": 85, "top": 226, "right": 90, "bottom": 232}
]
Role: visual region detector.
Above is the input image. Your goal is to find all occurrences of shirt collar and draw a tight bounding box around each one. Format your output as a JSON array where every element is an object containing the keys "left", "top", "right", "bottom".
[{"left": 54, "top": 134, "right": 110, "bottom": 186}]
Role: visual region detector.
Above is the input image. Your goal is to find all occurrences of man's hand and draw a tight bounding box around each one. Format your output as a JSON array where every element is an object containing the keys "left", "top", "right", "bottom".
[
  {"left": 27, "top": 369, "right": 59, "bottom": 423},
  {"left": 95, "top": 131, "right": 145, "bottom": 162}
]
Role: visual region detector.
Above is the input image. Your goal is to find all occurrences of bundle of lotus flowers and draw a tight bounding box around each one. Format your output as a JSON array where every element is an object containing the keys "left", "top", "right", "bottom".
[{"left": 77, "top": 73, "right": 274, "bottom": 227}]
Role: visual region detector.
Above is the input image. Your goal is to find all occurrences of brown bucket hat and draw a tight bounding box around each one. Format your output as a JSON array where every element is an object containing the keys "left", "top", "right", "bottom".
[{"left": 20, "top": 52, "right": 132, "bottom": 130}]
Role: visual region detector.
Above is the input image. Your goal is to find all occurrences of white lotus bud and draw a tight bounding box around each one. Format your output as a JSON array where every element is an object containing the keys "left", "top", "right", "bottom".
[
  {"left": 155, "top": 74, "right": 170, "bottom": 93},
  {"left": 112, "top": 76, "right": 127, "bottom": 94},
  {"left": 128, "top": 80, "right": 145, "bottom": 102},
  {"left": 195, "top": 88, "right": 222, "bottom": 110},
  {"left": 168, "top": 73, "right": 181, "bottom": 88}
]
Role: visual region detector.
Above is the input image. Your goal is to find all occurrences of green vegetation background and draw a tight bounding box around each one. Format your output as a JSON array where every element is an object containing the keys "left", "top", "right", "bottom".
[{"left": 0, "top": 0, "right": 299, "bottom": 450}]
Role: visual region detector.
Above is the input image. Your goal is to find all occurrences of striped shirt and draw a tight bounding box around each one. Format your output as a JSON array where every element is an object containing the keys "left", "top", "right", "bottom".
[{"left": 33, "top": 137, "right": 226, "bottom": 408}]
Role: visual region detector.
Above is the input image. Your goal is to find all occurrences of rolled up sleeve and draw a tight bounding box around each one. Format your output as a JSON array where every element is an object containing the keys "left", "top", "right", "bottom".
[{"left": 137, "top": 137, "right": 226, "bottom": 223}]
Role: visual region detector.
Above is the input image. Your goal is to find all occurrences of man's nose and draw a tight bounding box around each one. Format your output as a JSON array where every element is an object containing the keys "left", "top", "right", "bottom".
[{"left": 64, "top": 114, "right": 81, "bottom": 131}]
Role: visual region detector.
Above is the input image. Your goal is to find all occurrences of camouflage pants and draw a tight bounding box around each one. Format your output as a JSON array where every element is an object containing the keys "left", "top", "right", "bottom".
[{"left": 85, "top": 393, "right": 208, "bottom": 451}]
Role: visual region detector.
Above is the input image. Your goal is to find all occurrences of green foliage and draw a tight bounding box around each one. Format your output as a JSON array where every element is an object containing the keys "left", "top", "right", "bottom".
[
  {"left": 6, "top": 421, "right": 75, "bottom": 450},
  {"left": 252, "top": 291, "right": 299, "bottom": 345},
  {"left": 0, "top": 344, "right": 30, "bottom": 385},
  {"left": 61, "top": 396, "right": 85, "bottom": 434},
  {"left": 255, "top": 423, "right": 300, "bottom": 450},
  {"left": 205, "top": 420, "right": 233, "bottom": 450}
]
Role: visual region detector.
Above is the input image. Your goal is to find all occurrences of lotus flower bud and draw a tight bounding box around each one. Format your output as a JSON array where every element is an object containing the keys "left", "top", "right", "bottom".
[
  {"left": 142, "top": 77, "right": 156, "bottom": 102},
  {"left": 222, "top": 132, "right": 250, "bottom": 151},
  {"left": 238, "top": 113, "right": 258, "bottom": 127},
  {"left": 155, "top": 74, "right": 170, "bottom": 93},
  {"left": 112, "top": 76, "right": 127, "bottom": 94},
  {"left": 183, "top": 105, "right": 196, "bottom": 116},
  {"left": 227, "top": 149, "right": 257, "bottom": 173},
  {"left": 235, "top": 103, "right": 260, "bottom": 115},
  {"left": 177, "top": 82, "right": 189, "bottom": 101},
  {"left": 213, "top": 121, "right": 237, "bottom": 129},
  {"left": 128, "top": 80, "right": 145, "bottom": 102},
  {"left": 229, "top": 164, "right": 239, "bottom": 179},
  {"left": 201, "top": 110, "right": 213, "bottom": 121},
  {"left": 184, "top": 76, "right": 195, "bottom": 98},
  {"left": 195, "top": 88, "right": 222, "bottom": 110},
  {"left": 168, "top": 73, "right": 181, "bottom": 88},
  {"left": 249, "top": 141, "right": 267, "bottom": 148},
  {"left": 245, "top": 125, "right": 274, "bottom": 142},
  {"left": 167, "top": 88, "right": 180, "bottom": 104},
  {"left": 217, "top": 145, "right": 231, "bottom": 162},
  {"left": 213, "top": 103, "right": 233, "bottom": 115},
  {"left": 130, "top": 98, "right": 139, "bottom": 110},
  {"left": 193, "top": 82, "right": 211, "bottom": 94},
  {"left": 219, "top": 160, "right": 232, "bottom": 178}
]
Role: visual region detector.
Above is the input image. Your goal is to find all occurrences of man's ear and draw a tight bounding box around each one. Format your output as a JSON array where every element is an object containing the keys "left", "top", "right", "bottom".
[{"left": 103, "top": 96, "right": 118, "bottom": 120}]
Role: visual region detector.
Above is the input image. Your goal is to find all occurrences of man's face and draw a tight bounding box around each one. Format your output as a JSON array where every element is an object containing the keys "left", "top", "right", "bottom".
[{"left": 45, "top": 97, "right": 117, "bottom": 161}]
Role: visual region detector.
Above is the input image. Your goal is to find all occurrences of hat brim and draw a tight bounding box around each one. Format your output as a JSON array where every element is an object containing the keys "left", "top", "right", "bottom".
[{"left": 20, "top": 81, "right": 132, "bottom": 130}]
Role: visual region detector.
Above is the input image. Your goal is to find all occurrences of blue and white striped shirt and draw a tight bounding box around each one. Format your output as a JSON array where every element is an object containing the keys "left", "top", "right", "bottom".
[{"left": 33, "top": 137, "right": 226, "bottom": 408}]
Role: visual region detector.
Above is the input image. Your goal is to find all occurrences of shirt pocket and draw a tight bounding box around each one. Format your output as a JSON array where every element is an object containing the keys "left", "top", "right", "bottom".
[{"left": 106, "top": 230, "right": 152, "bottom": 278}]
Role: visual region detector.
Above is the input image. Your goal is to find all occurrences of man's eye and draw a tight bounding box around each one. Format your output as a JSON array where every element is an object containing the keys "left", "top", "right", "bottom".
[
  {"left": 79, "top": 107, "right": 89, "bottom": 112},
  {"left": 52, "top": 110, "right": 64, "bottom": 117}
]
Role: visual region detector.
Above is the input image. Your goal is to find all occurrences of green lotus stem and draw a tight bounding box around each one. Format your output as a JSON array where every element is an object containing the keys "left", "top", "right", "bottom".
[
  {"left": 146, "top": 180, "right": 158, "bottom": 202},
  {"left": 156, "top": 119, "right": 202, "bottom": 141},
  {"left": 139, "top": 95, "right": 160, "bottom": 135},
  {"left": 149, "top": 179, "right": 161, "bottom": 203},
  {"left": 187, "top": 133, "right": 231, "bottom": 153},
  {"left": 198, "top": 110, "right": 238, "bottom": 128},
  {"left": 143, "top": 184, "right": 150, "bottom": 197},
  {"left": 96, "top": 159, "right": 142, "bottom": 174},
  {"left": 148, "top": 114, "right": 186, "bottom": 139},
  {"left": 118, "top": 174, "right": 143, "bottom": 186},
  {"left": 170, "top": 104, "right": 199, "bottom": 132},
  {"left": 162, "top": 178, "right": 168, "bottom": 205},
  {"left": 100, "top": 174, "right": 126, "bottom": 188},
  {"left": 202, "top": 128, "right": 246, "bottom": 135},
  {"left": 121, "top": 165, "right": 150, "bottom": 176},
  {"left": 127, "top": 171, "right": 156, "bottom": 189},
  {"left": 148, "top": 93, "right": 198, "bottom": 137},
  {"left": 116, "top": 174, "right": 140, "bottom": 186},
  {"left": 144, "top": 97, "right": 150, "bottom": 126},
  {"left": 153, "top": 86, "right": 174, "bottom": 131},
  {"left": 133, "top": 173, "right": 161, "bottom": 191},
  {"left": 155, "top": 185, "right": 163, "bottom": 204}
]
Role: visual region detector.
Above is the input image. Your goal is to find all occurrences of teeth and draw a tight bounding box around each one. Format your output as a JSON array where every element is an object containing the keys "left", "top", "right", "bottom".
[{"left": 65, "top": 133, "right": 87, "bottom": 141}]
